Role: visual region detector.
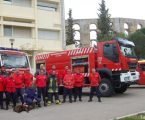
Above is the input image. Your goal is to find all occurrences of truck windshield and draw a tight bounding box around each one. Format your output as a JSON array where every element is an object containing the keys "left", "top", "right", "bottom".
[
  {"left": 1, "top": 54, "right": 29, "bottom": 68},
  {"left": 121, "top": 46, "right": 137, "bottom": 58}
]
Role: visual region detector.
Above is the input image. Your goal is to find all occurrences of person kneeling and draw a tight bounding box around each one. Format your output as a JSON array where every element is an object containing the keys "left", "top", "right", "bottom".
[
  {"left": 23, "top": 84, "right": 41, "bottom": 112},
  {"left": 47, "top": 71, "right": 61, "bottom": 106}
]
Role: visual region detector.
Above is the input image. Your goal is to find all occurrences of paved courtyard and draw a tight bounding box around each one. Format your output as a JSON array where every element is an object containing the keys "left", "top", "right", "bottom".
[{"left": 1, "top": 87, "right": 145, "bottom": 120}]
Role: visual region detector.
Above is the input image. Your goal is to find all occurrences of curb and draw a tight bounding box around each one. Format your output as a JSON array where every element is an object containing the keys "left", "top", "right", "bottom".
[{"left": 110, "top": 111, "right": 145, "bottom": 120}]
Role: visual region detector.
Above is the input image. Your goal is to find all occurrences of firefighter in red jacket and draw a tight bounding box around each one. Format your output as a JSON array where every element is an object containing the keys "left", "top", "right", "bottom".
[
  {"left": 48, "top": 64, "right": 59, "bottom": 77},
  {"left": 35, "top": 69, "right": 47, "bottom": 106},
  {"left": 5, "top": 71, "right": 17, "bottom": 110},
  {"left": 13, "top": 69, "right": 24, "bottom": 105},
  {"left": 0, "top": 74, "right": 4, "bottom": 109},
  {"left": 73, "top": 69, "right": 84, "bottom": 102},
  {"left": 24, "top": 70, "right": 33, "bottom": 89},
  {"left": 88, "top": 68, "right": 101, "bottom": 102},
  {"left": 63, "top": 69, "right": 74, "bottom": 103}
]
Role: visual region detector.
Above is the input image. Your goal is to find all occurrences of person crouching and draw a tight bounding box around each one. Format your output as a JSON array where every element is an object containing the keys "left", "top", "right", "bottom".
[
  {"left": 23, "top": 83, "right": 41, "bottom": 111},
  {"left": 63, "top": 69, "right": 74, "bottom": 103},
  {"left": 47, "top": 70, "right": 61, "bottom": 105}
]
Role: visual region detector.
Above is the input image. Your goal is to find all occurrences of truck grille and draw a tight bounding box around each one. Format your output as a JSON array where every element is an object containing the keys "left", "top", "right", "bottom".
[{"left": 128, "top": 62, "right": 137, "bottom": 70}]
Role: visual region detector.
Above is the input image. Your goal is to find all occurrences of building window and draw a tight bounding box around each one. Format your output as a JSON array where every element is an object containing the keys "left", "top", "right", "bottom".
[
  {"left": 4, "top": 25, "right": 32, "bottom": 38},
  {"left": 3, "top": 0, "right": 12, "bottom": 4},
  {"left": 4, "top": 26, "right": 12, "bottom": 37},
  {"left": 38, "top": 29, "right": 59, "bottom": 40},
  {"left": 90, "top": 31, "right": 97, "bottom": 40},
  {"left": 37, "top": 2, "right": 58, "bottom": 11},
  {"left": 73, "top": 24, "right": 80, "bottom": 30},
  {"left": 89, "top": 24, "right": 97, "bottom": 30},
  {"left": 4, "top": 0, "right": 32, "bottom": 7},
  {"left": 13, "top": 27, "right": 31, "bottom": 38}
]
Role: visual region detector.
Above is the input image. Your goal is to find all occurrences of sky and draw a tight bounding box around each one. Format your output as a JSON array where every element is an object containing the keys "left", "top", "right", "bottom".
[{"left": 64, "top": 0, "right": 145, "bottom": 20}]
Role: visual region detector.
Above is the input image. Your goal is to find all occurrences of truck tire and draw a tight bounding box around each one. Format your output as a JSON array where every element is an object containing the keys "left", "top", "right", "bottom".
[
  {"left": 99, "top": 78, "right": 114, "bottom": 97},
  {"left": 114, "top": 84, "right": 128, "bottom": 94}
]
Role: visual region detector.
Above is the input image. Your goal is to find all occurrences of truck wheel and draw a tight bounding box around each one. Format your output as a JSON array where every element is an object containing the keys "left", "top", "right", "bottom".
[
  {"left": 99, "top": 78, "right": 114, "bottom": 97},
  {"left": 115, "top": 85, "right": 128, "bottom": 94}
]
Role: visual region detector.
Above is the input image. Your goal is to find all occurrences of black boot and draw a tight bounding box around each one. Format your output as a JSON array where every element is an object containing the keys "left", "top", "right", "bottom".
[
  {"left": 79, "top": 98, "right": 82, "bottom": 102},
  {"left": 88, "top": 96, "right": 93, "bottom": 102},
  {"left": 44, "top": 102, "right": 47, "bottom": 106},
  {"left": 98, "top": 97, "right": 101, "bottom": 102},
  {"left": 1, "top": 105, "right": 4, "bottom": 110},
  {"left": 88, "top": 99, "right": 92, "bottom": 102},
  {"left": 69, "top": 99, "right": 72, "bottom": 103},
  {"left": 38, "top": 103, "right": 41, "bottom": 107},
  {"left": 6, "top": 105, "right": 9, "bottom": 110}
]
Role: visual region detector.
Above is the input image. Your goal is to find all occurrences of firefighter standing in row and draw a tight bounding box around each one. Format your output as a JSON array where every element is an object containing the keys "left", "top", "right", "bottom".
[
  {"left": 13, "top": 70, "right": 24, "bottom": 105},
  {"left": 35, "top": 69, "right": 47, "bottom": 107},
  {"left": 24, "top": 70, "right": 33, "bottom": 89},
  {"left": 47, "top": 70, "right": 60, "bottom": 105},
  {"left": 63, "top": 69, "right": 74, "bottom": 103},
  {"left": 88, "top": 68, "right": 101, "bottom": 102},
  {"left": 73, "top": 69, "right": 84, "bottom": 102},
  {"left": 0, "top": 72, "right": 4, "bottom": 109},
  {"left": 35, "top": 64, "right": 48, "bottom": 102},
  {"left": 5, "top": 71, "right": 17, "bottom": 110}
]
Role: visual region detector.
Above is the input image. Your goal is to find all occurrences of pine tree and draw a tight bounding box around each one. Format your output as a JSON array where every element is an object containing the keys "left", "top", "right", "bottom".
[
  {"left": 66, "top": 9, "right": 75, "bottom": 45},
  {"left": 97, "top": 0, "right": 112, "bottom": 40}
]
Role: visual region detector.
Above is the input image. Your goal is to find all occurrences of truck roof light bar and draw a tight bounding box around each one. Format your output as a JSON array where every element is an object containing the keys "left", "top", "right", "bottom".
[
  {"left": 0, "top": 47, "right": 19, "bottom": 51},
  {"left": 114, "top": 37, "right": 135, "bottom": 47}
]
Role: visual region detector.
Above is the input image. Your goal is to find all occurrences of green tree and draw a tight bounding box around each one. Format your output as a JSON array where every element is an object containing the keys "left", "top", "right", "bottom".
[
  {"left": 97, "top": 0, "right": 112, "bottom": 41},
  {"left": 66, "top": 9, "right": 75, "bottom": 45},
  {"left": 128, "top": 28, "right": 145, "bottom": 59}
]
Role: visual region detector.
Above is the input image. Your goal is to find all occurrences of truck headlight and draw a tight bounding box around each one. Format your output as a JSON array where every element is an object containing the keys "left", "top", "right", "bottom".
[{"left": 124, "top": 76, "right": 130, "bottom": 81}]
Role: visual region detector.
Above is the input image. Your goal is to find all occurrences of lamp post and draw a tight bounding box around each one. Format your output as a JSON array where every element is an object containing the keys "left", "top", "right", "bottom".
[{"left": 9, "top": 38, "right": 15, "bottom": 48}]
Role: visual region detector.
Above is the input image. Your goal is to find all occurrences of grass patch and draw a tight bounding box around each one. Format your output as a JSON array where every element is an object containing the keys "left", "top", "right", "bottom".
[{"left": 116, "top": 113, "right": 145, "bottom": 120}]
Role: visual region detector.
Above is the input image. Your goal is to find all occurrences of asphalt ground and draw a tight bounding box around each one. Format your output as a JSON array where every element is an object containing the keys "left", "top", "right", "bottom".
[{"left": 0, "top": 86, "right": 145, "bottom": 120}]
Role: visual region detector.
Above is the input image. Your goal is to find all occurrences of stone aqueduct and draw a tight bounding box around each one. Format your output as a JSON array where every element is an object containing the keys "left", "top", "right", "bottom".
[{"left": 70, "top": 18, "right": 145, "bottom": 47}]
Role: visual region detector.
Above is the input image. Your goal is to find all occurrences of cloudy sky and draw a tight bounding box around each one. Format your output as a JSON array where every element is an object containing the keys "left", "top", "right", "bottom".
[{"left": 64, "top": 0, "right": 145, "bottom": 20}]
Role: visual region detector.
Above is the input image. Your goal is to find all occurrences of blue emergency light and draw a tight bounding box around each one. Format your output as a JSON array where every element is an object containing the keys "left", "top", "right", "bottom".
[{"left": 0, "top": 47, "right": 19, "bottom": 51}]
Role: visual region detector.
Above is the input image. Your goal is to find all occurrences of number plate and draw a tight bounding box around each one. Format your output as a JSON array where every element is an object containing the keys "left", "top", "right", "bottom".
[{"left": 133, "top": 76, "right": 137, "bottom": 79}]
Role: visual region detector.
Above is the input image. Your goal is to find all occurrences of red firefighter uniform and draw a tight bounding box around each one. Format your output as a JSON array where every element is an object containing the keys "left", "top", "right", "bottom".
[
  {"left": 49, "top": 70, "right": 58, "bottom": 77},
  {"left": 74, "top": 73, "right": 84, "bottom": 87},
  {"left": 0, "top": 75, "right": 4, "bottom": 109},
  {"left": 63, "top": 74, "right": 74, "bottom": 89},
  {"left": 13, "top": 73, "right": 24, "bottom": 88},
  {"left": 0, "top": 75, "right": 4, "bottom": 92},
  {"left": 63, "top": 69, "right": 68, "bottom": 78},
  {"left": 24, "top": 71, "right": 33, "bottom": 88},
  {"left": 89, "top": 72, "right": 101, "bottom": 87},
  {"left": 36, "top": 74, "right": 46, "bottom": 88},
  {"left": 5, "top": 76, "right": 16, "bottom": 93}
]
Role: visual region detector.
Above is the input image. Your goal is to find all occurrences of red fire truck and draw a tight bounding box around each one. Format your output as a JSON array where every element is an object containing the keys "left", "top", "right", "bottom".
[
  {"left": 0, "top": 47, "right": 31, "bottom": 72},
  {"left": 35, "top": 37, "right": 139, "bottom": 96},
  {"left": 137, "top": 60, "right": 145, "bottom": 85}
]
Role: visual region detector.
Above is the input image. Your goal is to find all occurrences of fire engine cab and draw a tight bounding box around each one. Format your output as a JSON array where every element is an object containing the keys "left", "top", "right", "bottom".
[
  {"left": 35, "top": 37, "right": 139, "bottom": 96},
  {"left": 0, "top": 47, "right": 31, "bottom": 72}
]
